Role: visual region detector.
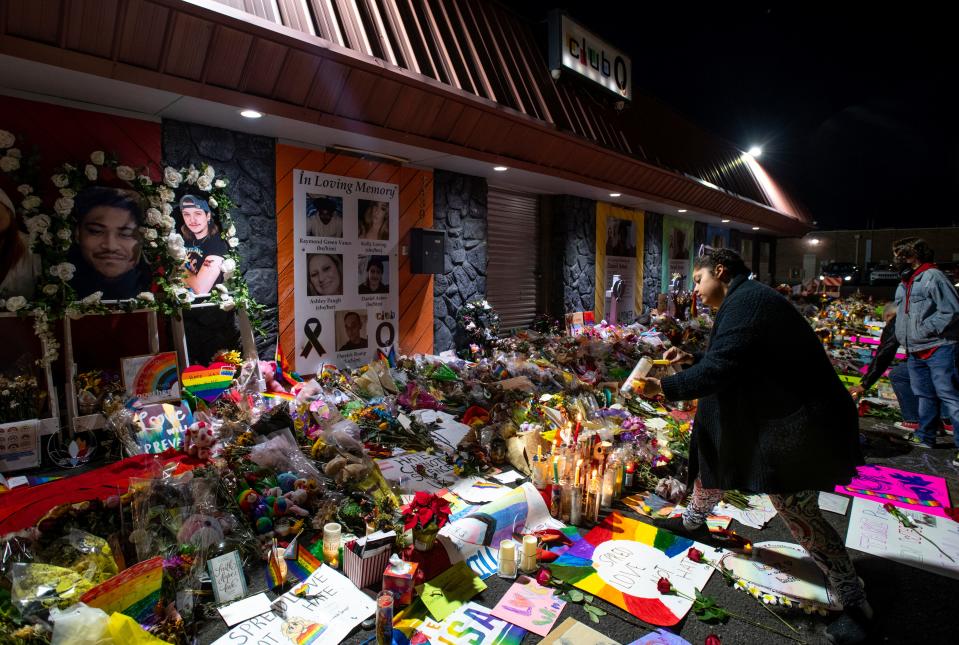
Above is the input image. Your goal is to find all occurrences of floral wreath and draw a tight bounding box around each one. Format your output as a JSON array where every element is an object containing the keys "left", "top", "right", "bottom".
[
  {"left": 455, "top": 299, "right": 500, "bottom": 342},
  {"left": 0, "top": 128, "right": 261, "bottom": 365}
]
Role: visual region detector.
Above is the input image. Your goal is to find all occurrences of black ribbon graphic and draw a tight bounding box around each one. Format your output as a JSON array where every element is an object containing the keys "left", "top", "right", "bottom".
[{"left": 301, "top": 318, "right": 326, "bottom": 358}]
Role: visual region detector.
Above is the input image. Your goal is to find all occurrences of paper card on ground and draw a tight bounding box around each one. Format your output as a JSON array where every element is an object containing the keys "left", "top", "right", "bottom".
[
  {"left": 217, "top": 593, "right": 271, "bottom": 627},
  {"left": 449, "top": 477, "right": 511, "bottom": 504},
  {"left": 818, "top": 491, "right": 850, "bottom": 515},
  {"left": 207, "top": 551, "right": 247, "bottom": 604},
  {"left": 836, "top": 464, "right": 952, "bottom": 518},
  {"left": 418, "top": 561, "right": 487, "bottom": 621},
  {"left": 212, "top": 564, "right": 375, "bottom": 645},
  {"left": 719, "top": 541, "right": 840, "bottom": 610},
  {"left": 845, "top": 496, "right": 959, "bottom": 579},
  {"left": 490, "top": 576, "right": 566, "bottom": 637},
  {"left": 550, "top": 512, "right": 720, "bottom": 627},
  {"left": 492, "top": 470, "right": 526, "bottom": 484},
  {"left": 413, "top": 409, "right": 472, "bottom": 453},
  {"left": 376, "top": 451, "right": 456, "bottom": 493},
  {"left": 439, "top": 482, "right": 564, "bottom": 579},
  {"left": 627, "top": 629, "right": 692, "bottom": 644},
  {"left": 541, "top": 617, "right": 621, "bottom": 645},
  {"left": 716, "top": 494, "right": 778, "bottom": 529},
  {"left": 413, "top": 601, "right": 526, "bottom": 645}
]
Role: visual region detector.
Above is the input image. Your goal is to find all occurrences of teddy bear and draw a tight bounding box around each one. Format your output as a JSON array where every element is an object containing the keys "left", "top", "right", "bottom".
[{"left": 184, "top": 421, "right": 217, "bottom": 460}]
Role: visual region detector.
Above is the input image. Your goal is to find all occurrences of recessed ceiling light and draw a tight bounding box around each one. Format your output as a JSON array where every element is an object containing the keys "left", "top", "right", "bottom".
[
  {"left": 721, "top": 219, "right": 730, "bottom": 223},
  {"left": 609, "top": 192, "right": 621, "bottom": 197},
  {"left": 493, "top": 166, "right": 508, "bottom": 172},
  {"left": 240, "top": 109, "right": 263, "bottom": 119},
  {"left": 752, "top": 226, "right": 760, "bottom": 230},
  {"left": 678, "top": 209, "right": 687, "bottom": 213},
  {"left": 748, "top": 146, "right": 763, "bottom": 157}
]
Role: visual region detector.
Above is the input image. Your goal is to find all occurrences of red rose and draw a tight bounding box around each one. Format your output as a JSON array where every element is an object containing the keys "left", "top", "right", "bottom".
[
  {"left": 882, "top": 502, "right": 895, "bottom": 513},
  {"left": 536, "top": 568, "right": 552, "bottom": 586},
  {"left": 705, "top": 635, "right": 721, "bottom": 645},
  {"left": 687, "top": 547, "right": 704, "bottom": 563},
  {"left": 656, "top": 577, "right": 672, "bottom": 594}
]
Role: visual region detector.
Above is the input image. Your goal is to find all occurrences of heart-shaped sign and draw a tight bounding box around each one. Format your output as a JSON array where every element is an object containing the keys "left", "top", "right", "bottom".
[{"left": 181, "top": 362, "right": 237, "bottom": 402}]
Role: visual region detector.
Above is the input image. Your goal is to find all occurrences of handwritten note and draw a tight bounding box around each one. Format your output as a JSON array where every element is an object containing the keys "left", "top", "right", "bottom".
[
  {"left": 818, "top": 491, "right": 850, "bottom": 515},
  {"left": 207, "top": 551, "right": 247, "bottom": 604},
  {"left": 415, "top": 601, "right": 526, "bottom": 645},
  {"left": 376, "top": 451, "right": 456, "bottom": 493},
  {"left": 491, "top": 576, "right": 566, "bottom": 636},
  {"left": 418, "top": 561, "right": 487, "bottom": 621},
  {"left": 131, "top": 402, "right": 193, "bottom": 454},
  {"left": 217, "top": 593, "right": 271, "bottom": 627},
  {"left": 0, "top": 419, "right": 40, "bottom": 472}
]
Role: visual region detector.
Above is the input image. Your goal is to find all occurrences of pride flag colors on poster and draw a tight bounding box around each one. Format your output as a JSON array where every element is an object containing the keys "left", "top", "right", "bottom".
[
  {"left": 835, "top": 464, "right": 951, "bottom": 518},
  {"left": 549, "top": 512, "right": 719, "bottom": 626}
]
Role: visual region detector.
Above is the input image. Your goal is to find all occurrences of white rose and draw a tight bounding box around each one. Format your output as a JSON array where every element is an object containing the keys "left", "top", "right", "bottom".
[
  {"left": 64, "top": 163, "right": 76, "bottom": 171},
  {"left": 21, "top": 195, "right": 41, "bottom": 210},
  {"left": 214, "top": 179, "right": 227, "bottom": 188},
  {"left": 221, "top": 258, "right": 236, "bottom": 276},
  {"left": 226, "top": 225, "right": 236, "bottom": 237},
  {"left": 84, "top": 164, "right": 98, "bottom": 181},
  {"left": 54, "top": 197, "right": 75, "bottom": 216},
  {"left": 138, "top": 174, "right": 153, "bottom": 186},
  {"left": 163, "top": 166, "right": 182, "bottom": 188},
  {"left": 81, "top": 291, "right": 103, "bottom": 305},
  {"left": 52, "top": 174, "right": 70, "bottom": 188},
  {"left": 208, "top": 197, "right": 218, "bottom": 209},
  {"left": 137, "top": 291, "right": 155, "bottom": 302},
  {"left": 162, "top": 203, "right": 173, "bottom": 217},
  {"left": 219, "top": 297, "right": 236, "bottom": 312},
  {"left": 186, "top": 166, "right": 200, "bottom": 183},
  {"left": 17, "top": 184, "right": 32, "bottom": 196},
  {"left": 0, "top": 156, "right": 20, "bottom": 172},
  {"left": 59, "top": 188, "right": 76, "bottom": 198},
  {"left": 5, "top": 296, "right": 27, "bottom": 312},
  {"left": 27, "top": 213, "right": 51, "bottom": 231},
  {"left": 203, "top": 164, "right": 215, "bottom": 179},
  {"left": 196, "top": 175, "right": 212, "bottom": 192},
  {"left": 228, "top": 237, "right": 239, "bottom": 248},
  {"left": 148, "top": 195, "right": 163, "bottom": 208},
  {"left": 146, "top": 208, "right": 162, "bottom": 226},
  {"left": 141, "top": 227, "right": 158, "bottom": 241},
  {"left": 0, "top": 129, "right": 14, "bottom": 148},
  {"left": 170, "top": 245, "right": 187, "bottom": 261},
  {"left": 57, "top": 229, "right": 72, "bottom": 240},
  {"left": 116, "top": 165, "right": 136, "bottom": 181},
  {"left": 52, "top": 263, "right": 76, "bottom": 281},
  {"left": 90, "top": 151, "right": 105, "bottom": 165},
  {"left": 7, "top": 148, "right": 21, "bottom": 159},
  {"left": 40, "top": 231, "right": 53, "bottom": 245},
  {"left": 160, "top": 214, "right": 176, "bottom": 230},
  {"left": 43, "top": 284, "right": 59, "bottom": 296},
  {"left": 158, "top": 186, "right": 175, "bottom": 203}
]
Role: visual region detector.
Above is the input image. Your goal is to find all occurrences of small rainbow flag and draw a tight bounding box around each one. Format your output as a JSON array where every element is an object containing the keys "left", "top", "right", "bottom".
[
  {"left": 266, "top": 540, "right": 288, "bottom": 590},
  {"left": 262, "top": 391, "right": 296, "bottom": 402},
  {"left": 376, "top": 347, "right": 397, "bottom": 368},
  {"left": 287, "top": 544, "right": 322, "bottom": 583},
  {"left": 275, "top": 340, "right": 303, "bottom": 386},
  {"left": 181, "top": 362, "right": 236, "bottom": 402}
]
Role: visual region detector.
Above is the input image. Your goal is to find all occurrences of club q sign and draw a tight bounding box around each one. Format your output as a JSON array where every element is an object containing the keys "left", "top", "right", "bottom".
[{"left": 548, "top": 11, "right": 632, "bottom": 101}]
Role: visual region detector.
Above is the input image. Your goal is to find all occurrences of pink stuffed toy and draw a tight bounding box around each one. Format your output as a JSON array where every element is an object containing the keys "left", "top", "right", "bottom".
[
  {"left": 258, "top": 360, "right": 288, "bottom": 394},
  {"left": 184, "top": 421, "right": 217, "bottom": 460}
]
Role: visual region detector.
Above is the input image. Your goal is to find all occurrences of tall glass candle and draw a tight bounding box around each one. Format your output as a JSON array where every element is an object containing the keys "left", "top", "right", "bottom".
[
  {"left": 498, "top": 540, "right": 517, "bottom": 579},
  {"left": 323, "top": 522, "right": 342, "bottom": 567}
]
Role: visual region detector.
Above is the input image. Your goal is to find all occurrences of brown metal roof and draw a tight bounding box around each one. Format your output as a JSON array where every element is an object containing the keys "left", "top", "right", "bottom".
[{"left": 0, "top": 0, "right": 811, "bottom": 234}]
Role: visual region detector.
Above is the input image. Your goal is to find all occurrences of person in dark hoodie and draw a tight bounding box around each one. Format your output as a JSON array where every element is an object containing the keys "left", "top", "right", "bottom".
[
  {"left": 638, "top": 248, "right": 869, "bottom": 644},
  {"left": 891, "top": 237, "right": 959, "bottom": 462}
]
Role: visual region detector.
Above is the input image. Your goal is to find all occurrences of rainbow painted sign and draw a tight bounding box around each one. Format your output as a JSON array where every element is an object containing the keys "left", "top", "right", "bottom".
[
  {"left": 181, "top": 362, "right": 237, "bottom": 402},
  {"left": 835, "top": 464, "right": 952, "bottom": 518},
  {"left": 81, "top": 556, "right": 164, "bottom": 624},
  {"left": 549, "top": 513, "right": 719, "bottom": 626},
  {"left": 121, "top": 352, "right": 180, "bottom": 404}
]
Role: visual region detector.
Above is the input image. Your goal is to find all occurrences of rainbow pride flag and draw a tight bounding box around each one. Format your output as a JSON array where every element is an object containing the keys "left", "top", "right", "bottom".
[
  {"left": 275, "top": 340, "right": 303, "bottom": 386},
  {"left": 266, "top": 541, "right": 288, "bottom": 590},
  {"left": 287, "top": 544, "right": 322, "bottom": 583},
  {"left": 376, "top": 347, "right": 397, "bottom": 368},
  {"left": 80, "top": 556, "right": 163, "bottom": 624}
]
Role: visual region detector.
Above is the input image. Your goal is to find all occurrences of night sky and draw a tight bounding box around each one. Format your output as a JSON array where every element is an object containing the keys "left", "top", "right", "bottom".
[{"left": 516, "top": 3, "right": 956, "bottom": 230}]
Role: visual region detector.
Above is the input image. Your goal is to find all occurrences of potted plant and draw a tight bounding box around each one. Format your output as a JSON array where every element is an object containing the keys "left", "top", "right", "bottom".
[{"left": 402, "top": 491, "right": 451, "bottom": 552}]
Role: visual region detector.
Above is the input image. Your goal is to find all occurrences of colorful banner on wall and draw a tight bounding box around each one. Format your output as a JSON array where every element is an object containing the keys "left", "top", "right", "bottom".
[
  {"left": 293, "top": 171, "right": 400, "bottom": 373},
  {"left": 662, "top": 216, "right": 694, "bottom": 291},
  {"left": 595, "top": 203, "right": 644, "bottom": 322}
]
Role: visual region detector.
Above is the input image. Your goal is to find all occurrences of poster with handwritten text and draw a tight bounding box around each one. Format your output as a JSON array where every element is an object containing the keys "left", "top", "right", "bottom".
[{"left": 490, "top": 577, "right": 565, "bottom": 637}]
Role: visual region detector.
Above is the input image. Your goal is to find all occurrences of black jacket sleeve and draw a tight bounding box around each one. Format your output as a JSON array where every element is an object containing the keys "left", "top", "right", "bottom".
[{"left": 859, "top": 318, "right": 899, "bottom": 391}]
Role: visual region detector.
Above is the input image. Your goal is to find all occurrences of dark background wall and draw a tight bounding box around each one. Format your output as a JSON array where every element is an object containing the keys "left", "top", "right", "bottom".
[
  {"left": 643, "top": 212, "right": 664, "bottom": 310},
  {"left": 693, "top": 221, "right": 707, "bottom": 258},
  {"left": 543, "top": 196, "right": 596, "bottom": 319},
  {"left": 162, "top": 120, "right": 278, "bottom": 362},
  {"left": 432, "top": 170, "right": 488, "bottom": 353}
]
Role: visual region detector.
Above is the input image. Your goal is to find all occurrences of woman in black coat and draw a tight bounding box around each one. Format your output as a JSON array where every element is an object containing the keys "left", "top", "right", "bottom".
[{"left": 640, "top": 249, "right": 870, "bottom": 645}]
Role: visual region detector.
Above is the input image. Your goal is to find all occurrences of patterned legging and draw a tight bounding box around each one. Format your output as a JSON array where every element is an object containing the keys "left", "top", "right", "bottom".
[{"left": 682, "top": 479, "right": 866, "bottom": 609}]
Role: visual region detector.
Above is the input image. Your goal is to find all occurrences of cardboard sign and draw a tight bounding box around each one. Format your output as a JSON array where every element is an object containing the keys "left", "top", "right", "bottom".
[
  {"left": 414, "top": 601, "right": 526, "bottom": 645},
  {"left": 836, "top": 464, "right": 952, "bottom": 518},
  {"left": 490, "top": 576, "right": 565, "bottom": 637},
  {"left": 0, "top": 419, "right": 40, "bottom": 472},
  {"left": 121, "top": 352, "right": 180, "bottom": 404},
  {"left": 376, "top": 451, "right": 456, "bottom": 493},
  {"left": 131, "top": 402, "right": 193, "bottom": 454}
]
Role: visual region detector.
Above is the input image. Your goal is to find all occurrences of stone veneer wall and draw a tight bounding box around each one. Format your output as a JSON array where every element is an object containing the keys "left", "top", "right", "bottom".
[
  {"left": 162, "top": 120, "right": 278, "bottom": 361},
  {"left": 545, "top": 196, "right": 596, "bottom": 318},
  {"left": 432, "top": 170, "right": 488, "bottom": 353},
  {"left": 643, "top": 212, "right": 664, "bottom": 311}
]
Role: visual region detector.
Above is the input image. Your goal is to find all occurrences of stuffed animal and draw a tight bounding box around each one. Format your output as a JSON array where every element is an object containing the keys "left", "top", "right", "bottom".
[
  {"left": 184, "top": 421, "right": 217, "bottom": 460},
  {"left": 258, "top": 360, "right": 288, "bottom": 394}
]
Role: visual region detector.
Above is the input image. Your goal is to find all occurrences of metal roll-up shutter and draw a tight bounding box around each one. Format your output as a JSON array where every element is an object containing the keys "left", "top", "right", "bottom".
[{"left": 487, "top": 188, "right": 540, "bottom": 331}]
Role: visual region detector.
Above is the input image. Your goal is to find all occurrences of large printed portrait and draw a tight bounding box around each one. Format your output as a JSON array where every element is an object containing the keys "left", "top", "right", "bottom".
[
  {"left": 176, "top": 194, "right": 228, "bottom": 295},
  {"left": 358, "top": 199, "right": 389, "bottom": 240},
  {"left": 336, "top": 309, "right": 368, "bottom": 352},
  {"left": 0, "top": 186, "right": 40, "bottom": 301},
  {"left": 306, "top": 253, "right": 343, "bottom": 297},
  {"left": 605, "top": 217, "right": 635, "bottom": 257}
]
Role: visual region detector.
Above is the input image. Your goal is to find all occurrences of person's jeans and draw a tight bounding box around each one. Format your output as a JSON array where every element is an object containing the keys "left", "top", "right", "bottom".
[
  {"left": 908, "top": 343, "right": 959, "bottom": 447},
  {"left": 889, "top": 363, "right": 920, "bottom": 422}
]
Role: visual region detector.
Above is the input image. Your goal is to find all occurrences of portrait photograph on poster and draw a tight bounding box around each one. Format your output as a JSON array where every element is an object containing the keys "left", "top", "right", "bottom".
[
  {"left": 306, "top": 253, "right": 344, "bottom": 297},
  {"left": 68, "top": 186, "right": 153, "bottom": 300},
  {"left": 176, "top": 194, "right": 228, "bottom": 296},
  {"left": 357, "top": 255, "right": 389, "bottom": 294},
  {"left": 336, "top": 309, "right": 368, "bottom": 352},
  {"left": 605, "top": 217, "right": 636, "bottom": 257},
  {"left": 358, "top": 199, "right": 389, "bottom": 240},
  {"left": 0, "top": 187, "right": 40, "bottom": 300},
  {"left": 305, "top": 194, "right": 343, "bottom": 238}
]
